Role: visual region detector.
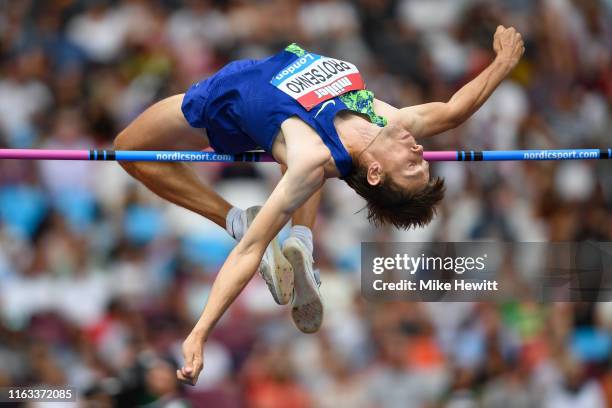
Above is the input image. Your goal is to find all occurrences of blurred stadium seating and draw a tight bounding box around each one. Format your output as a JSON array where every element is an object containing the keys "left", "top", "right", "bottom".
[{"left": 0, "top": 0, "right": 610, "bottom": 406}]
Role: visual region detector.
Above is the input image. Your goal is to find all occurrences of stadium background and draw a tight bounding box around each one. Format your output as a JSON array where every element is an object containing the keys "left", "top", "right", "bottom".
[{"left": 0, "top": 0, "right": 610, "bottom": 406}]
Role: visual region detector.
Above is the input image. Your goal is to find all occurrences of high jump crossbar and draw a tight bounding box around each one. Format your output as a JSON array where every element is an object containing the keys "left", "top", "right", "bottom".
[{"left": 0, "top": 148, "right": 610, "bottom": 162}]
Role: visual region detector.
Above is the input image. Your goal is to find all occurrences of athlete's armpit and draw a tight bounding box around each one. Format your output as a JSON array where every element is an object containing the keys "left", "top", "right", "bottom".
[{"left": 374, "top": 98, "right": 455, "bottom": 139}]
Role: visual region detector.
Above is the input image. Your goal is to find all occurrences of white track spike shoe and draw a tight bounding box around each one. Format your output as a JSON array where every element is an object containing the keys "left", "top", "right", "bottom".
[
  {"left": 245, "top": 206, "right": 294, "bottom": 305},
  {"left": 282, "top": 236, "right": 323, "bottom": 333}
]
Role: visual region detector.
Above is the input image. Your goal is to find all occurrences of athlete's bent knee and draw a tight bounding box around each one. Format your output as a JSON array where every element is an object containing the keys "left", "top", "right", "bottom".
[{"left": 113, "top": 129, "right": 137, "bottom": 151}]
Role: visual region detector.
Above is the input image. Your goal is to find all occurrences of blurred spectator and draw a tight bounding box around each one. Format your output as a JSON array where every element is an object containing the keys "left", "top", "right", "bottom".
[
  {"left": 543, "top": 355, "right": 607, "bottom": 408},
  {"left": 66, "top": 1, "right": 130, "bottom": 63}
]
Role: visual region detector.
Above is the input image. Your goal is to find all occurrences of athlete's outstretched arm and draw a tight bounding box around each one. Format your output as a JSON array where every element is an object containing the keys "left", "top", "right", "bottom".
[
  {"left": 377, "top": 25, "right": 525, "bottom": 138},
  {"left": 176, "top": 124, "right": 328, "bottom": 385}
]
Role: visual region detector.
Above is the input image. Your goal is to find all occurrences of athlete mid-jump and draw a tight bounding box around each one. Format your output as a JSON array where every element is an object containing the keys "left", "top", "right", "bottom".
[{"left": 113, "top": 26, "right": 524, "bottom": 385}]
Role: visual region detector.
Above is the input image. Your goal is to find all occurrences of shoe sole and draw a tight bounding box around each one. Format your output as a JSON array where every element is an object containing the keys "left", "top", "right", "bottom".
[
  {"left": 245, "top": 207, "right": 293, "bottom": 305},
  {"left": 283, "top": 242, "right": 323, "bottom": 333}
]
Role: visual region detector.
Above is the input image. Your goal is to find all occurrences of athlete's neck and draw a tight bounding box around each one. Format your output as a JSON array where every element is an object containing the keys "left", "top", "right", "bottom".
[{"left": 334, "top": 112, "right": 380, "bottom": 158}]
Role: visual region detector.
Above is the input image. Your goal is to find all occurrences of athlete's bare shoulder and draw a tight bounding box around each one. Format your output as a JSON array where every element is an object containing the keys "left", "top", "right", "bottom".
[
  {"left": 373, "top": 98, "right": 426, "bottom": 136},
  {"left": 276, "top": 117, "right": 337, "bottom": 177}
]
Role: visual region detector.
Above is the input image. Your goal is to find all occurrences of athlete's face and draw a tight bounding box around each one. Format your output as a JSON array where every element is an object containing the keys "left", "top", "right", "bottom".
[{"left": 367, "top": 125, "right": 430, "bottom": 191}]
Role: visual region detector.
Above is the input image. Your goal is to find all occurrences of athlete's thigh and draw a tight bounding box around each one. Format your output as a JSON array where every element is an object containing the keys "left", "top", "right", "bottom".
[{"left": 115, "top": 94, "right": 210, "bottom": 150}]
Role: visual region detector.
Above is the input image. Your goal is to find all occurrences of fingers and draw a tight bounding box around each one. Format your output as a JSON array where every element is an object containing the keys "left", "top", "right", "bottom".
[
  {"left": 513, "top": 30, "right": 525, "bottom": 54},
  {"left": 177, "top": 349, "right": 195, "bottom": 385},
  {"left": 495, "top": 25, "right": 521, "bottom": 38},
  {"left": 494, "top": 25, "right": 524, "bottom": 52},
  {"left": 176, "top": 369, "right": 195, "bottom": 386},
  {"left": 176, "top": 364, "right": 201, "bottom": 386},
  {"left": 496, "top": 25, "right": 510, "bottom": 34},
  {"left": 176, "top": 354, "right": 203, "bottom": 386},
  {"left": 192, "top": 358, "right": 203, "bottom": 379},
  {"left": 177, "top": 334, "right": 205, "bottom": 386}
]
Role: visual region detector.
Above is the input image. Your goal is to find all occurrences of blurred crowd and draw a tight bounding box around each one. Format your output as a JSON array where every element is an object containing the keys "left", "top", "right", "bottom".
[{"left": 0, "top": 0, "right": 611, "bottom": 407}]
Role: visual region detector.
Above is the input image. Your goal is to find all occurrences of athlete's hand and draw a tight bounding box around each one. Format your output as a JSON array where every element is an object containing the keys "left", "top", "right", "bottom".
[
  {"left": 493, "top": 25, "right": 525, "bottom": 68},
  {"left": 177, "top": 333, "right": 205, "bottom": 386}
]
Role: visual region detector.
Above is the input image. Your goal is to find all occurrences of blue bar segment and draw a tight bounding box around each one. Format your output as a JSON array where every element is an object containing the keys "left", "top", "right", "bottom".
[
  {"left": 482, "top": 149, "right": 601, "bottom": 161},
  {"left": 115, "top": 151, "right": 239, "bottom": 162}
]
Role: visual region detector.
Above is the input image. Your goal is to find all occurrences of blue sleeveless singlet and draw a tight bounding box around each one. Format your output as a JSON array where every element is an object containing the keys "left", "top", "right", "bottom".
[{"left": 181, "top": 44, "right": 387, "bottom": 178}]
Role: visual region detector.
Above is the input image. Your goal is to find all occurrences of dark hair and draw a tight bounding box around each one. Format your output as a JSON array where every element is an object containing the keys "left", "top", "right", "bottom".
[{"left": 343, "top": 163, "right": 445, "bottom": 229}]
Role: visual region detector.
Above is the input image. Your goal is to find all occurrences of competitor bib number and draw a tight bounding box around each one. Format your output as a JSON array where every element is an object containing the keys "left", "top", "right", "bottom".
[{"left": 271, "top": 53, "right": 365, "bottom": 111}]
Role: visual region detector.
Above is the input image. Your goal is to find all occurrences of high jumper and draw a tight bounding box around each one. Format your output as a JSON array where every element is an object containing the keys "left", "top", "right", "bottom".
[{"left": 113, "top": 26, "right": 523, "bottom": 385}]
